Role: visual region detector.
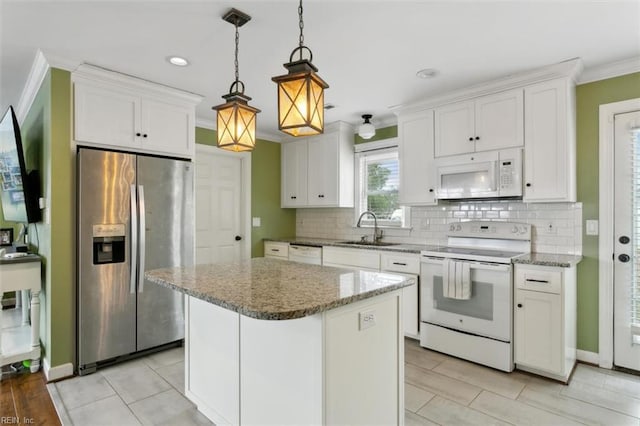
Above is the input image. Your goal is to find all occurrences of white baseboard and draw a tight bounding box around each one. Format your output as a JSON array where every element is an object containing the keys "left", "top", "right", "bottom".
[
  {"left": 576, "top": 349, "right": 600, "bottom": 365},
  {"left": 43, "top": 358, "right": 74, "bottom": 382}
]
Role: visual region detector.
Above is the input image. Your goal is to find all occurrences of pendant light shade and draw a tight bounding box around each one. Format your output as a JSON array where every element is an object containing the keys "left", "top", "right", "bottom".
[
  {"left": 213, "top": 9, "right": 260, "bottom": 152},
  {"left": 214, "top": 87, "right": 260, "bottom": 152},
  {"left": 272, "top": 0, "right": 328, "bottom": 137}
]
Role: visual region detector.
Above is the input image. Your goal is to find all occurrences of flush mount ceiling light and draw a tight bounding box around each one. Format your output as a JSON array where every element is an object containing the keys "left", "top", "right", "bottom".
[
  {"left": 272, "top": 0, "right": 328, "bottom": 137},
  {"left": 212, "top": 9, "right": 260, "bottom": 152},
  {"left": 167, "top": 56, "right": 189, "bottom": 67},
  {"left": 358, "top": 114, "right": 376, "bottom": 140},
  {"left": 416, "top": 68, "right": 438, "bottom": 79}
]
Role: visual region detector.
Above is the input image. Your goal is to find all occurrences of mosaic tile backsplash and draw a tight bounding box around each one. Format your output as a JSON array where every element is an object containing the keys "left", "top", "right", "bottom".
[{"left": 296, "top": 201, "right": 583, "bottom": 255}]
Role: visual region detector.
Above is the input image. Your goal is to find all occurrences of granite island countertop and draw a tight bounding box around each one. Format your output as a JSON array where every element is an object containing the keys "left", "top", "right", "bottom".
[{"left": 145, "top": 257, "right": 414, "bottom": 320}]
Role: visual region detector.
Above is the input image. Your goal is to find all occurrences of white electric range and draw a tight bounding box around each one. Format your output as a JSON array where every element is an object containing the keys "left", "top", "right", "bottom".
[{"left": 419, "top": 221, "right": 531, "bottom": 372}]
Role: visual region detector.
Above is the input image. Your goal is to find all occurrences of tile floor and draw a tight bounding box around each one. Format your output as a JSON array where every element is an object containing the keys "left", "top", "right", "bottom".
[{"left": 47, "top": 339, "right": 640, "bottom": 425}]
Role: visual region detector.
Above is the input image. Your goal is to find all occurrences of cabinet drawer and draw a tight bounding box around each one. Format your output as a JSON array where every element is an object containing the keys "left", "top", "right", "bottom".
[
  {"left": 322, "top": 247, "right": 380, "bottom": 270},
  {"left": 264, "top": 242, "right": 289, "bottom": 259},
  {"left": 380, "top": 253, "right": 420, "bottom": 274},
  {"left": 515, "top": 266, "right": 562, "bottom": 294}
]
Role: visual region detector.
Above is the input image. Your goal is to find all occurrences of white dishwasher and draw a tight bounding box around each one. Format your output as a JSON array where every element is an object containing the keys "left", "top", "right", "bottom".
[{"left": 288, "top": 245, "right": 322, "bottom": 265}]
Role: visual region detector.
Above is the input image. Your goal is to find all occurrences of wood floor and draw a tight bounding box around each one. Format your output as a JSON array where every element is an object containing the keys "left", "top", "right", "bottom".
[{"left": 0, "top": 368, "right": 60, "bottom": 425}]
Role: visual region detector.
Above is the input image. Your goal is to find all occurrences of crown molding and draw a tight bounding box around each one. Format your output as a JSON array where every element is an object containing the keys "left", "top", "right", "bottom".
[
  {"left": 15, "top": 50, "right": 50, "bottom": 124},
  {"left": 375, "top": 114, "right": 398, "bottom": 129},
  {"left": 391, "top": 58, "right": 583, "bottom": 115},
  {"left": 578, "top": 56, "right": 640, "bottom": 85}
]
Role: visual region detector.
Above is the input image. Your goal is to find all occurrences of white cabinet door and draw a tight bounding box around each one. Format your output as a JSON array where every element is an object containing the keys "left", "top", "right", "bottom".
[
  {"left": 514, "top": 289, "right": 562, "bottom": 375},
  {"left": 523, "top": 78, "right": 575, "bottom": 202},
  {"left": 434, "top": 100, "right": 475, "bottom": 157},
  {"left": 475, "top": 89, "right": 523, "bottom": 152},
  {"left": 398, "top": 109, "right": 437, "bottom": 206},
  {"left": 435, "top": 89, "right": 523, "bottom": 157},
  {"left": 74, "top": 82, "right": 140, "bottom": 148},
  {"left": 140, "top": 98, "right": 193, "bottom": 158},
  {"left": 307, "top": 133, "right": 339, "bottom": 206},
  {"left": 281, "top": 141, "right": 308, "bottom": 207}
]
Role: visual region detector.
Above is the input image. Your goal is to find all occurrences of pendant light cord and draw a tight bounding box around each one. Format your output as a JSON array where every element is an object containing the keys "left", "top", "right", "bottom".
[
  {"left": 234, "top": 19, "right": 240, "bottom": 85},
  {"left": 298, "top": 0, "right": 304, "bottom": 59}
]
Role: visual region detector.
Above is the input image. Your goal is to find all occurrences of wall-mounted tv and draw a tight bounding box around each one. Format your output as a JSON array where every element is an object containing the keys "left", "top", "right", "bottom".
[{"left": 0, "top": 106, "right": 41, "bottom": 224}]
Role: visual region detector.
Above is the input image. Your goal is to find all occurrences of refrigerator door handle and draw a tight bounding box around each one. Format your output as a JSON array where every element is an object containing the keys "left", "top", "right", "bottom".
[
  {"left": 130, "top": 184, "right": 138, "bottom": 294},
  {"left": 138, "top": 185, "right": 146, "bottom": 293}
]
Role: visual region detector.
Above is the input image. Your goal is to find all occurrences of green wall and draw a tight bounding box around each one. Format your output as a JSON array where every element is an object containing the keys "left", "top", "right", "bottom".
[
  {"left": 194, "top": 128, "right": 296, "bottom": 258},
  {"left": 575, "top": 72, "right": 640, "bottom": 353},
  {"left": 354, "top": 125, "right": 397, "bottom": 145},
  {"left": 17, "top": 68, "right": 74, "bottom": 368}
]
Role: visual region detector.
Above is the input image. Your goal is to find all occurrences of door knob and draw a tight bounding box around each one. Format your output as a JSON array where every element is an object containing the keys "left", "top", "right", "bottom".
[
  {"left": 619, "top": 236, "right": 630, "bottom": 244},
  {"left": 618, "top": 254, "right": 630, "bottom": 263},
  {"left": 517, "top": 303, "right": 523, "bottom": 308},
  {"left": 235, "top": 236, "right": 242, "bottom": 241}
]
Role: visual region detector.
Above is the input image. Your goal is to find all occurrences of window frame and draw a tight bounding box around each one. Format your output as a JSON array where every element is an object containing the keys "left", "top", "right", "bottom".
[{"left": 354, "top": 139, "right": 410, "bottom": 229}]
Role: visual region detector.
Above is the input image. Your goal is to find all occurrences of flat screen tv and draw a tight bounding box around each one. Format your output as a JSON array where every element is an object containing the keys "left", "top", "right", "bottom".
[{"left": 0, "top": 106, "right": 40, "bottom": 223}]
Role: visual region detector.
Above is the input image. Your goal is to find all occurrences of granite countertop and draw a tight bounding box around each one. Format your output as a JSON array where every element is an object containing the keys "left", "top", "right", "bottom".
[
  {"left": 264, "top": 237, "right": 434, "bottom": 254},
  {"left": 145, "top": 257, "right": 414, "bottom": 320},
  {"left": 0, "top": 253, "right": 42, "bottom": 265},
  {"left": 513, "top": 253, "right": 582, "bottom": 268}
]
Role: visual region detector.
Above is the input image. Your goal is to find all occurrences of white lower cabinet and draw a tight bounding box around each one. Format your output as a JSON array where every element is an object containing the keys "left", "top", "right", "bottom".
[
  {"left": 263, "top": 241, "right": 289, "bottom": 259},
  {"left": 185, "top": 291, "right": 403, "bottom": 425},
  {"left": 514, "top": 264, "right": 576, "bottom": 382},
  {"left": 323, "top": 246, "right": 420, "bottom": 339}
]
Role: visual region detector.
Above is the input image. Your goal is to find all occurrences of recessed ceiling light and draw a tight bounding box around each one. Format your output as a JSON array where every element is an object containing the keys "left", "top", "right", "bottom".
[
  {"left": 167, "top": 56, "right": 189, "bottom": 67},
  {"left": 416, "top": 68, "right": 438, "bottom": 79}
]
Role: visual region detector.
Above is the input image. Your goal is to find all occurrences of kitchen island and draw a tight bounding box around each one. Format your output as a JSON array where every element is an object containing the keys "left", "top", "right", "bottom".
[{"left": 146, "top": 257, "right": 413, "bottom": 425}]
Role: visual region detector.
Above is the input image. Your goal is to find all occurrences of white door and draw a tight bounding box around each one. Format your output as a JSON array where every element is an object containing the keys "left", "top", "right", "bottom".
[
  {"left": 307, "top": 133, "right": 338, "bottom": 206},
  {"left": 195, "top": 145, "right": 248, "bottom": 265},
  {"left": 614, "top": 110, "right": 640, "bottom": 371}
]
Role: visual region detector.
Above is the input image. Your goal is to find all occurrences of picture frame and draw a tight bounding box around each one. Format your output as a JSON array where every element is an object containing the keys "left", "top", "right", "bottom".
[{"left": 0, "top": 228, "right": 13, "bottom": 246}]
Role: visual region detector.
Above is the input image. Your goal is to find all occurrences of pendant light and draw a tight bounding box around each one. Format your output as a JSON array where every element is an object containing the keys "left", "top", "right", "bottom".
[
  {"left": 212, "top": 9, "right": 260, "bottom": 152},
  {"left": 272, "top": 0, "right": 328, "bottom": 137},
  {"left": 358, "top": 114, "right": 376, "bottom": 140}
]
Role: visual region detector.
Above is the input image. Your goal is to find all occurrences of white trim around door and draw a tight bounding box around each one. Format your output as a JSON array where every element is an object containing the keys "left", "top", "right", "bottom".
[
  {"left": 195, "top": 144, "right": 252, "bottom": 261},
  {"left": 599, "top": 97, "right": 640, "bottom": 369}
]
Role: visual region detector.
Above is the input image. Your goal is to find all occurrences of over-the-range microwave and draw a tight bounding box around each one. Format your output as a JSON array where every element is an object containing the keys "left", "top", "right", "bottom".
[{"left": 435, "top": 148, "right": 522, "bottom": 200}]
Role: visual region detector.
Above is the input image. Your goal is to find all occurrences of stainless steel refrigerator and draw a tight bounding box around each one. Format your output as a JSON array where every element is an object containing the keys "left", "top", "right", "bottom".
[{"left": 77, "top": 147, "right": 193, "bottom": 375}]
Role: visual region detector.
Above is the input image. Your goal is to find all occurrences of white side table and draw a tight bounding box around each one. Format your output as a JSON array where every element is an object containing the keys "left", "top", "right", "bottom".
[{"left": 0, "top": 254, "right": 41, "bottom": 373}]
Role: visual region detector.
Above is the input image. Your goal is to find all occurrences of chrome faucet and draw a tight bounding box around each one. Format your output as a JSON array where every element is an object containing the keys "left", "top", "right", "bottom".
[{"left": 356, "top": 211, "right": 383, "bottom": 243}]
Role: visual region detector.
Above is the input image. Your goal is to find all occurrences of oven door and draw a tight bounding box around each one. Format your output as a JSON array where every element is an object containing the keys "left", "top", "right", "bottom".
[{"left": 420, "top": 256, "right": 512, "bottom": 342}]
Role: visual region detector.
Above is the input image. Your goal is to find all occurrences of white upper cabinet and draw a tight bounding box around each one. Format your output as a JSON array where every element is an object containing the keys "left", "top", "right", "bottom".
[
  {"left": 398, "top": 109, "right": 437, "bottom": 206},
  {"left": 523, "top": 78, "right": 576, "bottom": 202},
  {"left": 281, "top": 140, "right": 309, "bottom": 208},
  {"left": 73, "top": 64, "right": 202, "bottom": 158},
  {"left": 281, "top": 122, "right": 354, "bottom": 208},
  {"left": 435, "top": 89, "right": 523, "bottom": 157}
]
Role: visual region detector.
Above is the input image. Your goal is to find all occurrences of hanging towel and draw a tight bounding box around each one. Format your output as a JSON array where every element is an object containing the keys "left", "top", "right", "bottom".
[
  {"left": 459, "top": 262, "right": 472, "bottom": 300},
  {"left": 441, "top": 260, "right": 472, "bottom": 300},
  {"left": 441, "top": 258, "right": 451, "bottom": 298}
]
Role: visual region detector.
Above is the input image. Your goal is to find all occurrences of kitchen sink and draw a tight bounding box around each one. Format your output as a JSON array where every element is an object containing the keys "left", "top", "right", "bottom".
[{"left": 338, "top": 241, "right": 401, "bottom": 247}]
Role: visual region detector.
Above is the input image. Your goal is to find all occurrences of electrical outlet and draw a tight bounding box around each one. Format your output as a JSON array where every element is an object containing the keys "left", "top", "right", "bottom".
[
  {"left": 359, "top": 310, "right": 376, "bottom": 330},
  {"left": 546, "top": 222, "right": 556, "bottom": 234}
]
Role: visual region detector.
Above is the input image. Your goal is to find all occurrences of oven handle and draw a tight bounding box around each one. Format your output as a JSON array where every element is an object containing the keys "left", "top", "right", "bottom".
[{"left": 421, "top": 256, "right": 511, "bottom": 272}]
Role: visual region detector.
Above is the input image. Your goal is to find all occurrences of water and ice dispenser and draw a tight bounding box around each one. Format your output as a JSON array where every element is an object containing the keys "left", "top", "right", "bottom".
[{"left": 92, "top": 224, "right": 126, "bottom": 265}]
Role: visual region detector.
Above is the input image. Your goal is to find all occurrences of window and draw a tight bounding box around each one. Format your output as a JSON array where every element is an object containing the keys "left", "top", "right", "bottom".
[{"left": 355, "top": 145, "right": 409, "bottom": 228}]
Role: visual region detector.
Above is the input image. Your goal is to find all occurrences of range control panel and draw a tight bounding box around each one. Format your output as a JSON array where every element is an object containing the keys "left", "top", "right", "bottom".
[{"left": 447, "top": 221, "right": 531, "bottom": 240}]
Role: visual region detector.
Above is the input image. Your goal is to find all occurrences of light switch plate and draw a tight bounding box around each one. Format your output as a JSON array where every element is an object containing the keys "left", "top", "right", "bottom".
[
  {"left": 586, "top": 219, "right": 599, "bottom": 236},
  {"left": 252, "top": 217, "right": 261, "bottom": 227}
]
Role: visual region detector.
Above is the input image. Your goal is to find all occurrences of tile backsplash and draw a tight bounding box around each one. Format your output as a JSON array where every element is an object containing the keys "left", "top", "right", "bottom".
[{"left": 296, "top": 201, "right": 582, "bottom": 255}]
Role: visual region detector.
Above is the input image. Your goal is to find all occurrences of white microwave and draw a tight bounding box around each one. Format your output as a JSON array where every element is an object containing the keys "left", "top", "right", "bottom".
[{"left": 435, "top": 148, "right": 522, "bottom": 200}]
